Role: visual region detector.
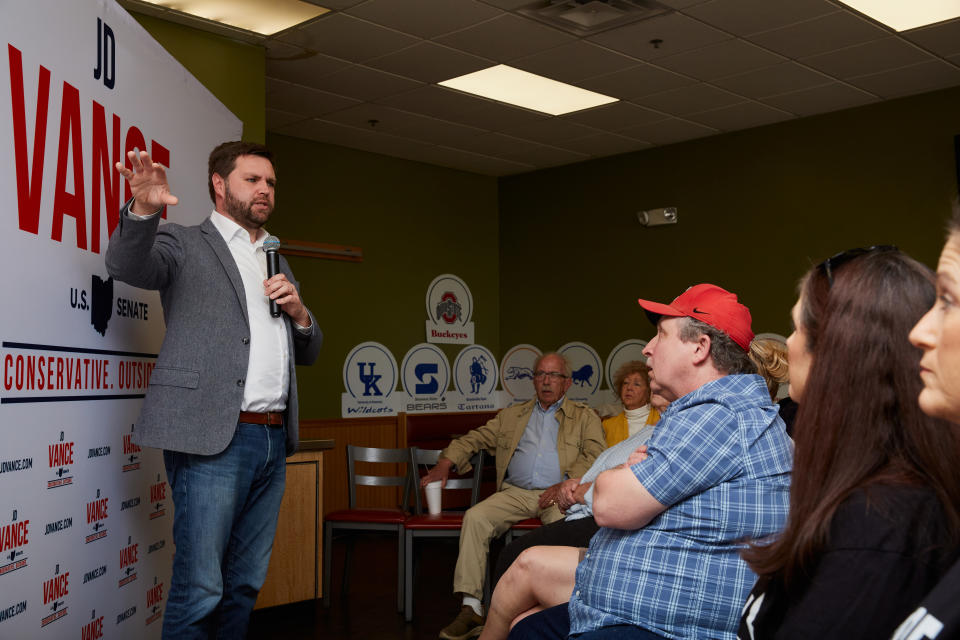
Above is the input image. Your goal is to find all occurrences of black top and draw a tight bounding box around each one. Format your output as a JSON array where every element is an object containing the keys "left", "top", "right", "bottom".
[
  {"left": 739, "top": 484, "right": 958, "bottom": 639},
  {"left": 890, "top": 558, "right": 960, "bottom": 639}
]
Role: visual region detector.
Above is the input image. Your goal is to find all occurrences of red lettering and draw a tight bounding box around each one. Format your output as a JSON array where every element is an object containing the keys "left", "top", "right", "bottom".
[
  {"left": 3, "top": 354, "right": 11, "bottom": 390},
  {"left": 52, "top": 81, "right": 87, "bottom": 249},
  {"left": 86, "top": 498, "right": 108, "bottom": 523},
  {"left": 91, "top": 101, "right": 120, "bottom": 253},
  {"left": 150, "top": 483, "right": 166, "bottom": 502},
  {"left": 120, "top": 544, "right": 138, "bottom": 568},
  {"left": 147, "top": 583, "right": 163, "bottom": 607},
  {"left": 42, "top": 572, "right": 68, "bottom": 604},
  {"left": 48, "top": 442, "right": 74, "bottom": 467},
  {"left": 122, "top": 434, "right": 141, "bottom": 454},
  {"left": 8, "top": 44, "right": 51, "bottom": 235},
  {"left": 0, "top": 521, "right": 29, "bottom": 552},
  {"left": 81, "top": 617, "right": 104, "bottom": 640}
]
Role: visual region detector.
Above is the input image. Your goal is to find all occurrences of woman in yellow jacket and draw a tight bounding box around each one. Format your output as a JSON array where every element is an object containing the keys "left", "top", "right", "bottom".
[{"left": 602, "top": 361, "right": 660, "bottom": 447}]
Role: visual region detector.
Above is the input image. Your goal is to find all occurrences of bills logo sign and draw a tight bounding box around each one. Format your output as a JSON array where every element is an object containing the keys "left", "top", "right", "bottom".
[
  {"left": 47, "top": 432, "right": 74, "bottom": 489},
  {"left": 0, "top": 510, "right": 29, "bottom": 577},
  {"left": 85, "top": 490, "right": 108, "bottom": 543},
  {"left": 41, "top": 564, "right": 68, "bottom": 627},
  {"left": 425, "top": 274, "right": 474, "bottom": 344}
]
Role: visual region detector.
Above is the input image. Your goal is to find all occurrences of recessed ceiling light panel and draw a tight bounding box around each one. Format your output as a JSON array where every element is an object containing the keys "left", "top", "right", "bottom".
[
  {"left": 837, "top": 0, "right": 960, "bottom": 31},
  {"left": 141, "top": 0, "right": 328, "bottom": 35},
  {"left": 439, "top": 65, "right": 618, "bottom": 116}
]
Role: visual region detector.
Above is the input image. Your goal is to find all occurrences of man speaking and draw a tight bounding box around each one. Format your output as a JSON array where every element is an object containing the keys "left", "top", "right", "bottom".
[{"left": 106, "top": 142, "right": 322, "bottom": 639}]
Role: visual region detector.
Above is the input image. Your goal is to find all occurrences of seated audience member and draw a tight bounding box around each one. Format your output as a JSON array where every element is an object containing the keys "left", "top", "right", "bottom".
[
  {"left": 479, "top": 283, "right": 793, "bottom": 640},
  {"left": 489, "top": 391, "right": 668, "bottom": 593},
  {"left": 419, "top": 352, "right": 605, "bottom": 640},
  {"left": 739, "top": 247, "right": 960, "bottom": 639},
  {"left": 892, "top": 211, "right": 960, "bottom": 640},
  {"left": 601, "top": 361, "right": 658, "bottom": 447},
  {"left": 491, "top": 336, "right": 792, "bottom": 594}
]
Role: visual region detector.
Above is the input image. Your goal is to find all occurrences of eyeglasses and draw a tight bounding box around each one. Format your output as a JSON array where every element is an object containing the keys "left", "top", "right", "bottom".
[
  {"left": 818, "top": 245, "right": 898, "bottom": 288},
  {"left": 534, "top": 371, "right": 568, "bottom": 381}
]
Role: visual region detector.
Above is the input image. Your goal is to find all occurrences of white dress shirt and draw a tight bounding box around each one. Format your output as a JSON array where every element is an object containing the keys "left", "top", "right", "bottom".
[{"left": 208, "top": 211, "right": 289, "bottom": 412}]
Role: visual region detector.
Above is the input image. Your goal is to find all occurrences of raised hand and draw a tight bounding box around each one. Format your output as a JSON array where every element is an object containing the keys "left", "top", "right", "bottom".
[{"left": 115, "top": 149, "right": 179, "bottom": 215}]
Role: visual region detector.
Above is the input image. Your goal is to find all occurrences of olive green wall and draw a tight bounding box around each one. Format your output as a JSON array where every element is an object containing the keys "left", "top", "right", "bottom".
[
  {"left": 266, "top": 134, "right": 500, "bottom": 418},
  {"left": 498, "top": 86, "right": 960, "bottom": 359},
  {"left": 131, "top": 12, "right": 265, "bottom": 142}
]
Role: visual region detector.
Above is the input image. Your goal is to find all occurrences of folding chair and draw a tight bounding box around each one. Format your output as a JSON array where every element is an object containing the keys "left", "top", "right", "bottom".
[{"left": 323, "top": 445, "right": 410, "bottom": 611}]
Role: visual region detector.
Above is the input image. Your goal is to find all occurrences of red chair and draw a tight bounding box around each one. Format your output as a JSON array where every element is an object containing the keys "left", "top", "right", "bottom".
[
  {"left": 323, "top": 445, "right": 410, "bottom": 611},
  {"left": 403, "top": 447, "right": 483, "bottom": 622}
]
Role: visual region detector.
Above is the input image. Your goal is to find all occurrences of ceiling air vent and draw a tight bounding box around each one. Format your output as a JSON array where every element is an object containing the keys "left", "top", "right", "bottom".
[{"left": 517, "top": 0, "right": 670, "bottom": 36}]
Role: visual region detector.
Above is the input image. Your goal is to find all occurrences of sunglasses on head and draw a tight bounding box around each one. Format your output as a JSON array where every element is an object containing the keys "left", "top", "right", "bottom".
[{"left": 818, "top": 245, "right": 898, "bottom": 288}]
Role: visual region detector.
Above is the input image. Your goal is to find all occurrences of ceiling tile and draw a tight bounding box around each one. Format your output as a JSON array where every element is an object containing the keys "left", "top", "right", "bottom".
[
  {"left": 346, "top": 0, "right": 502, "bottom": 38},
  {"left": 455, "top": 132, "right": 551, "bottom": 156},
  {"left": 498, "top": 143, "right": 591, "bottom": 168},
  {"left": 375, "top": 85, "right": 550, "bottom": 130},
  {"left": 588, "top": 12, "right": 731, "bottom": 60},
  {"left": 481, "top": 0, "right": 537, "bottom": 9},
  {"left": 848, "top": 59, "right": 960, "bottom": 98},
  {"left": 499, "top": 117, "right": 602, "bottom": 144},
  {"left": 435, "top": 14, "right": 575, "bottom": 62},
  {"left": 658, "top": 0, "right": 712, "bottom": 7},
  {"left": 687, "top": 101, "right": 793, "bottom": 130},
  {"left": 579, "top": 63, "right": 696, "bottom": 99},
  {"left": 563, "top": 101, "right": 666, "bottom": 130},
  {"left": 511, "top": 40, "right": 639, "bottom": 84},
  {"left": 276, "top": 14, "right": 420, "bottom": 62},
  {"left": 903, "top": 18, "right": 960, "bottom": 58},
  {"left": 315, "top": 65, "right": 424, "bottom": 101},
  {"left": 712, "top": 62, "right": 833, "bottom": 98},
  {"left": 265, "top": 52, "right": 350, "bottom": 88},
  {"left": 557, "top": 132, "right": 654, "bottom": 156},
  {"left": 320, "top": 103, "right": 487, "bottom": 146},
  {"left": 655, "top": 38, "right": 785, "bottom": 80},
  {"left": 760, "top": 82, "right": 878, "bottom": 116},
  {"left": 748, "top": 11, "right": 888, "bottom": 60},
  {"left": 398, "top": 145, "right": 536, "bottom": 176},
  {"left": 802, "top": 37, "right": 933, "bottom": 79},
  {"left": 685, "top": 0, "right": 838, "bottom": 36},
  {"left": 266, "top": 78, "right": 362, "bottom": 117},
  {"left": 619, "top": 117, "right": 719, "bottom": 145},
  {"left": 365, "top": 42, "right": 493, "bottom": 83},
  {"left": 634, "top": 83, "right": 744, "bottom": 114},
  {"left": 266, "top": 108, "right": 308, "bottom": 130}
]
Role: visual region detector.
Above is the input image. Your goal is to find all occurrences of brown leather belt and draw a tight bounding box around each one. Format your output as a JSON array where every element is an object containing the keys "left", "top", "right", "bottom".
[{"left": 238, "top": 411, "right": 283, "bottom": 426}]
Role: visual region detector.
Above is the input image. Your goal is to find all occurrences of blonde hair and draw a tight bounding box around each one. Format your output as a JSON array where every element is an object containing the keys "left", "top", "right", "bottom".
[{"left": 748, "top": 338, "right": 789, "bottom": 401}]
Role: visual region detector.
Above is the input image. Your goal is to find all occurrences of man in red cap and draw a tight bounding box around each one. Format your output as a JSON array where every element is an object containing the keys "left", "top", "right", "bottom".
[{"left": 504, "top": 283, "right": 793, "bottom": 640}]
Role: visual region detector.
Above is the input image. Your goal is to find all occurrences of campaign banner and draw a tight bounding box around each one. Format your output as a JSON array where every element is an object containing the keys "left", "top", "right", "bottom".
[{"left": 0, "top": 0, "right": 242, "bottom": 637}]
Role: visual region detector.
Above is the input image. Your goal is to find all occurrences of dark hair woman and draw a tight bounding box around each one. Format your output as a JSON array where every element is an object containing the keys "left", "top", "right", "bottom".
[
  {"left": 892, "top": 206, "right": 960, "bottom": 640},
  {"left": 738, "top": 247, "right": 960, "bottom": 639}
]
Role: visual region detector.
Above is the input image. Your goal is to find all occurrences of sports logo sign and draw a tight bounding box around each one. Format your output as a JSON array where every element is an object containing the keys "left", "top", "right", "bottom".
[
  {"left": 558, "top": 342, "right": 603, "bottom": 405},
  {"left": 341, "top": 342, "right": 399, "bottom": 417},
  {"left": 452, "top": 345, "right": 499, "bottom": 411},
  {"left": 425, "top": 274, "right": 474, "bottom": 344},
  {"left": 499, "top": 344, "right": 541, "bottom": 405},
  {"left": 400, "top": 343, "right": 450, "bottom": 413}
]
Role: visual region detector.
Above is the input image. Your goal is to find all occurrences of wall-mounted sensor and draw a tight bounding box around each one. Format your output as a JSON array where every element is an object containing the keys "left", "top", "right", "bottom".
[{"left": 637, "top": 207, "right": 678, "bottom": 227}]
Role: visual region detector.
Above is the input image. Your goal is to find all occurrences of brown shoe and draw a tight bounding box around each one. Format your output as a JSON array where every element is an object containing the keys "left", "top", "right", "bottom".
[{"left": 438, "top": 605, "right": 484, "bottom": 640}]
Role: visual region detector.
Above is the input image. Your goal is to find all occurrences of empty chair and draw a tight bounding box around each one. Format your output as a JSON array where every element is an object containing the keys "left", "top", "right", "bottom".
[{"left": 323, "top": 445, "right": 410, "bottom": 611}]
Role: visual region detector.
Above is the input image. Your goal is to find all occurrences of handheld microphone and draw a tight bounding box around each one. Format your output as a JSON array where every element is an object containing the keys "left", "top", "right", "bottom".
[{"left": 263, "top": 236, "right": 282, "bottom": 318}]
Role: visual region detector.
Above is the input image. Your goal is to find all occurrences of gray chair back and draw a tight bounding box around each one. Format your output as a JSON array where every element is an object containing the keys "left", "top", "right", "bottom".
[
  {"left": 346, "top": 445, "right": 411, "bottom": 509},
  {"left": 408, "top": 447, "right": 484, "bottom": 514}
]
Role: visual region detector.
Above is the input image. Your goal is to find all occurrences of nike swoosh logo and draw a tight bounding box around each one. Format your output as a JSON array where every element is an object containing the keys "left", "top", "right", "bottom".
[{"left": 692, "top": 307, "right": 710, "bottom": 314}]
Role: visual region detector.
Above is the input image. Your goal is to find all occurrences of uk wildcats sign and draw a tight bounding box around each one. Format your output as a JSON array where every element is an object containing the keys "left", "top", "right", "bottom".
[{"left": 0, "top": 0, "right": 241, "bottom": 637}]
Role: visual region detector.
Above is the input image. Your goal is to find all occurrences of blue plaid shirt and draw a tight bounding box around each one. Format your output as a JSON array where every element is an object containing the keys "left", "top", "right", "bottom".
[{"left": 569, "top": 374, "right": 792, "bottom": 640}]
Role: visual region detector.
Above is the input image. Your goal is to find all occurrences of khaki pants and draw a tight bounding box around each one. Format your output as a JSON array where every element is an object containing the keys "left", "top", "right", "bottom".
[{"left": 453, "top": 483, "right": 565, "bottom": 599}]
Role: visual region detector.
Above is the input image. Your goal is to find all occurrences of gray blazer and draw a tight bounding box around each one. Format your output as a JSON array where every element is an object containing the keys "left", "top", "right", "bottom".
[{"left": 105, "top": 200, "right": 322, "bottom": 456}]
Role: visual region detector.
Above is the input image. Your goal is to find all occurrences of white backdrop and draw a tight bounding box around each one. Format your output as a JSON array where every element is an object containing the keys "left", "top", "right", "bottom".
[{"left": 0, "top": 0, "right": 241, "bottom": 637}]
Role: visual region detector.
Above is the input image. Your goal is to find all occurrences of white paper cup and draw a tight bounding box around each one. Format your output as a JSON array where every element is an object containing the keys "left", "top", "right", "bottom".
[{"left": 425, "top": 481, "right": 442, "bottom": 515}]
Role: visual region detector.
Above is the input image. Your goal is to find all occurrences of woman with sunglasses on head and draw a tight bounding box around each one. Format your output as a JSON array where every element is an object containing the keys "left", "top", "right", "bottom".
[
  {"left": 738, "top": 246, "right": 960, "bottom": 639},
  {"left": 892, "top": 207, "right": 960, "bottom": 640}
]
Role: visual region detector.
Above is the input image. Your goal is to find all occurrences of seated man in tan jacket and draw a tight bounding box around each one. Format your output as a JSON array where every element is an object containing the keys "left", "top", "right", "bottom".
[{"left": 420, "top": 352, "right": 606, "bottom": 640}]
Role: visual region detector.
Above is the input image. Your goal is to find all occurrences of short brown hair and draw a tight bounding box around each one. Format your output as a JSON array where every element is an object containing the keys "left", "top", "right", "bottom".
[
  {"left": 612, "top": 360, "right": 650, "bottom": 403},
  {"left": 207, "top": 141, "right": 275, "bottom": 203}
]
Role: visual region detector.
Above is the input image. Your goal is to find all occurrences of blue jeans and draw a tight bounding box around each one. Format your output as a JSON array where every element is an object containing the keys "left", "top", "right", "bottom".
[
  {"left": 509, "top": 604, "right": 668, "bottom": 640},
  {"left": 161, "top": 422, "right": 287, "bottom": 640}
]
